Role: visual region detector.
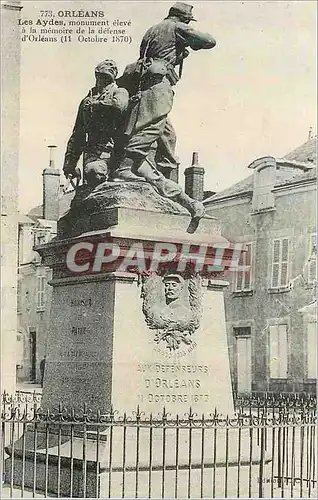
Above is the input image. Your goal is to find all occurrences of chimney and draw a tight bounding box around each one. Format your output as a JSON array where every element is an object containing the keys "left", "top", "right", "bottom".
[
  {"left": 184, "top": 152, "right": 205, "bottom": 201},
  {"left": 42, "top": 145, "right": 60, "bottom": 220},
  {"left": 248, "top": 156, "right": 277, "bottom": 212},
  {"left": 308, "top": 127, "right": 313, "bottom": 141}
]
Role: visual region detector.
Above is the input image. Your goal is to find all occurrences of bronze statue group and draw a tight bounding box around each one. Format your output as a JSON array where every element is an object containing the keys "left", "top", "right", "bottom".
[{"left": 63, "top": 3, "right": 216, "bottom": 233}]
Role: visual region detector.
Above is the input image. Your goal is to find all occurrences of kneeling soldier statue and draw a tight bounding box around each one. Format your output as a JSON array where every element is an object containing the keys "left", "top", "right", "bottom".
[{"left": 63, "top": 59, "right": 129, "bottom": 188}]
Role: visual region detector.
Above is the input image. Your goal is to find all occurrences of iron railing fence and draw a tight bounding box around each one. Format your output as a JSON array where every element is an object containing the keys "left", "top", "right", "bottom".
[
  {"left": 233, "top": 391, "right": 317, "bottom": 416},
  {"left": 1, "top": 398, "right": 317, "bottom": 499},
  {"left": 9, "top": 389, "right": 317, "bottom": 412}
]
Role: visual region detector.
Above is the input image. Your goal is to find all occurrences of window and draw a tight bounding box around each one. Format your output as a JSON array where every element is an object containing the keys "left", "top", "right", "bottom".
[
  {"left": 234, "top": 327, "right": 251, "bottom": 337},
  {"left": 307, "top": 233, "right": 317, "bottom": 285},
  {"left": 234, "top": 327, "right": 252, "bottom": 393},
  {"left": 269, "top": 324, "right": 288, "bottom": 378},
  {"left": 36, "top": 276, "right": 46, "bottom": 310},
  {"left": 307, "top": 322, "right": 317, "bottom": 379},
  {"left": 34, "top": 230, "right": 48, "bottom": 247},
  {"left": 271, "top": 238, "right": 289, "bottom": 288},
  {"left": 235, "top": 243, "right": 253, "bottom": 291}
]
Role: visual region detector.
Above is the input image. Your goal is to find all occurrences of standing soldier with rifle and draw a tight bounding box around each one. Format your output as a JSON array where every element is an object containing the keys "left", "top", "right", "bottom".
[
  {"left": 114, "top": 2, "right": 216, "bottom": 232},
  {"left": 137, "top": 1, "right": 216, "bottom": 176}
]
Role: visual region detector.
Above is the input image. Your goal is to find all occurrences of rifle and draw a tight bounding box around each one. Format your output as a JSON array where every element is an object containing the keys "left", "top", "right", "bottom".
[
  {"left": 179, "top": 55, "right": 184, "bottom": 79},
  {"left": 176, "top": 31, "right": 188, "bottom": 80},
  {"left": 125, "top": 40, "right": 151, "bottom": 137}
]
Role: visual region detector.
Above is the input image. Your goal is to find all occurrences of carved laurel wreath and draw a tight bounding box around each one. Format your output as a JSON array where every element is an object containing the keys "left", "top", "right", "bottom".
[{"left": 140, "top": 274, "right": 203, "bottom": 351}]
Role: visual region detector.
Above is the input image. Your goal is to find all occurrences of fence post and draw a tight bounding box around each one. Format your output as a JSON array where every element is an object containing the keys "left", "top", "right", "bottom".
[
  {"left": 277, "top": 409, "right": 282, "bottom": 488},
  {"left": 258, "top": 425, "right": 266, "bottom": 498}
]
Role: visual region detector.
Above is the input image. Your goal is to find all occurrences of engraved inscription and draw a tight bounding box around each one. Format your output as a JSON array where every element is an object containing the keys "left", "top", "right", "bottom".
[
  {"left": 70, "top": 298, "right": 92, "bottom": 307},
  {"left": 137, "top": 363, "right": 209, "bottom": 374},
  {"left": 71, "top": 326, "right": 88, "bottom": 335},
  {"left": 136, "top": 363, "right": 211, "bottom": 405},
  {"left": 59, "top": 349, "right": 97, "bottom": 359},
  {"left": 138, "top": 394, "right": 209, "bottom": 404}
]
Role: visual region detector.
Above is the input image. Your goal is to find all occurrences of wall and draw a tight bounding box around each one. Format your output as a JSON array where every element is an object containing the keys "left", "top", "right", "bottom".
[
  {"left": 17, "top": 265, "right": 53, "bottom": 383},
  {"left": 1, "top": 1, "right": 22, "bottom": 393},
  {"left": 206, "top": 179, "right": 316, "bottom": 392},
  {"left": 17, "top": 219, "right": 57, "bottom": 384}
]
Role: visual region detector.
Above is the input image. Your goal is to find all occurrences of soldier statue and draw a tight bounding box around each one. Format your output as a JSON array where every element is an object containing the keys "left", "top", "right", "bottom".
[
  {"left": 63, "top": 5, "right": 216, "bottom": 233},
  {"left": 62, "top": 60, "right": 129, "bottom": 187},
  {"left": 116, "top": 2, "right": 216, "bottom": 178},
  {"left": 112, "top": 2, "right": 216, "bottom": 231}
]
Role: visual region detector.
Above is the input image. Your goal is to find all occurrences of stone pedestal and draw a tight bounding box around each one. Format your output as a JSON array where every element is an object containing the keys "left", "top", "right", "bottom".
[
  {"left": 40, "top": 271, "right": 233, "bottom": 416},
  {"left": 5, "top": 182, "right": 245, "bottom": 497},
  {"left": 40, "top": 200, "right": 234, "bottom": 416}
]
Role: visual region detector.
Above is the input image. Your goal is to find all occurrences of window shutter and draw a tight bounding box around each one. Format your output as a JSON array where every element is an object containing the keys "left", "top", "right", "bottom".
[
  {"left": 280, "top": 239, "right": 289, "bottom": 286},
  {"left": 269, "top": 324, "right": 287, "bottom": 378},
  {"left": 278, "top": 324, "right": 287, "bottom": 378},
  {"left": 281, "top": 238, "right": 289, "bottom": 262},
  {"left": 272, "top": 240, "right": 280, "bottom": 288},
  {"left": 236, "top": 272, "right": 243, "bottom": 291},
  {"left": 245, "top": 244, "right": 252, "bottom": 266},
  {"left": 271, "top": 238, "right": 289, "bottom": 288},
  {"left": 273, "top": 240, "right": 280, "bottom": 262},
  {"left": 244, "top": 244, "right": 252, "bottom": 290},
  {"left": 280, "top": 262, "right": 288, "bottom": 287},
  {"left": 235, "top": 243, "right": 253, "bottom": 291},
  {"left": 37, "top": 276, "right": 46, "bottom": 309},
  {"left": 269, "top": 325, "right": 279, "bottom": 378},
  {"left": 244, "top": 271, "right": 251, "bottom": 290}
]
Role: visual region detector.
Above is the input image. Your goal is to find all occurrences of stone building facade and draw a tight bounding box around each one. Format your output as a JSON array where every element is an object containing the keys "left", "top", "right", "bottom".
[
  {"left": 205, "top": 138, "right": 317, "bottom": 394},
  {"left": 17, "top": 216, "right": 56, "bottom": 383},
  {"left": 1, "top": 0, "right": 22, "bottom": 393},
  {"left": 17, "top": 162, "right": 72, "bottom": 384},
  {"left": 16, "top": 143, "right": 316, "bottom": 393}
]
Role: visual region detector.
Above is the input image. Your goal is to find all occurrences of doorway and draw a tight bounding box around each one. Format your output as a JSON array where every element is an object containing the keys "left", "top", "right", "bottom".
[
  {"left": 29, "top": 329, "right": 36, "bottom": 382},
  {"left": 234, "top": 327, "right": 252, "bottom": 393}
]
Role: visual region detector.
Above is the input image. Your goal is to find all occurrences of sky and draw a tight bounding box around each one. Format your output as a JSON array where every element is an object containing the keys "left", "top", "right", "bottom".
[{"left": 18, "top": 0, "right": 317, "bottom": 213}]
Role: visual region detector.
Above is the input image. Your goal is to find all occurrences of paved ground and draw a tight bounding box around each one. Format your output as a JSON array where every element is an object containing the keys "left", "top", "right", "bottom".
[
  {"left": 1, "top": 480, "right": 316, "bottom": 498},
  {"left": 1, "top": 484, "right": 53, "bottom": 498}
]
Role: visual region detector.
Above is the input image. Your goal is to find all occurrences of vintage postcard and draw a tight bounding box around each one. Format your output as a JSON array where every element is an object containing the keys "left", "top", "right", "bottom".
[{"left": 1, "top": 0, "right": 317, "bottom": 498}]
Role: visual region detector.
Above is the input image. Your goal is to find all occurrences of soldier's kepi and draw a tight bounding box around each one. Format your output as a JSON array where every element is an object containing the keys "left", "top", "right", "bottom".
[
  {"left": 114, "top": 2, "right": 216, "bottom": 232},
  {"left": 63, "top": 60, "right": 129, "bottom": 188}
]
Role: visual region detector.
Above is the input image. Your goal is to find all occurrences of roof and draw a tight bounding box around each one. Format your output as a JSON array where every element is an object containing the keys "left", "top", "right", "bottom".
[
  {"left": 18, "top": 214, "right": 34, "bottom": 225},
  {"left": 205, "top": 138, "right": 317, "bottom": 203},
  {"left": 284, "top": 137, "right": 317, "bottom": 164},
  {"left": 27, "top": 205, "right": 42, "bottom": 221},
  {"left": 26, "top": 190, "right": 75, "bottom": 222},
  {"left": 205, "top": 175, "right": 254, "bottom": 202}
]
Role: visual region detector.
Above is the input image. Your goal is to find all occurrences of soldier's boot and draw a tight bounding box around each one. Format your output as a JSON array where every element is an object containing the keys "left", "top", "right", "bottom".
[
  {"left": 111, "top": 156, "right": 144, "bottom": 181},
  {"left": 176, "top": 192, "right": 205, "bottom": 234},
  {"left": 136, "top": 157, "right": 205, "bottom": 233}
]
